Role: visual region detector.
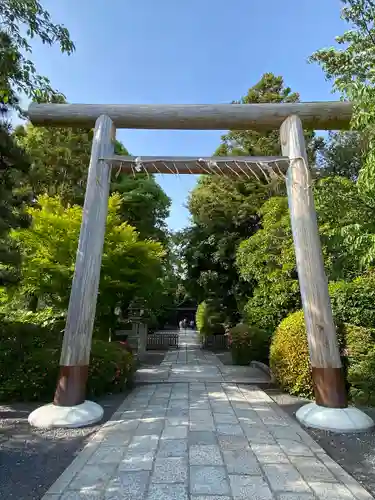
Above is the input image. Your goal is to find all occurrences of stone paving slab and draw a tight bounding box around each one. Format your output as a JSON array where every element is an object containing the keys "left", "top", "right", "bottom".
[{"left": 42, "top": 332, "right": 374, "bottom": 500}]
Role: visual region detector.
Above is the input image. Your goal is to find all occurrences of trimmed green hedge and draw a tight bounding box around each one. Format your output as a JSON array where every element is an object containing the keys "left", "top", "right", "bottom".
[
  {"left": 229, "top": 323, "right": 269, "bottom": 365},
  {"left": 0, "top": 317, "right": 135, "bottom": 402},
  {"left": 196, "top": 301, "right": 225, "bottom": 339},
  {"left": 270, "top": 310, "right": 375, "bottom": 404},
  {"left": 270, "top": 311, "right": 313, "bottom": 398},
  {"left": 329, "top": 274, "right": 375, "bottom": 328}
]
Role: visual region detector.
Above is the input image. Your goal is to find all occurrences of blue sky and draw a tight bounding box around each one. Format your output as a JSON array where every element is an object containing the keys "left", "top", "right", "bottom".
[{"left": 28, "top": 0, "right": 345, "bottom": 230}]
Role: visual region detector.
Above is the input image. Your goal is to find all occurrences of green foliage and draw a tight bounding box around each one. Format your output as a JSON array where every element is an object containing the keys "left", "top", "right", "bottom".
[
  {"left": 314, "top": 177, "right": 375, "bottom": 279},
  {"left": 237, "top": 176, "right": 375, "bottom": 333},
  {"left": 182, "top": 175, "right": 271, "bottom": 324},
  {"left": 237, "top": 196, "right": 299, "bottom": 332},
  {"left": 16, "top": 122, "right": 171, "bottom": 244},
  {"left": 10, "top": 194, "right": 165, "bottom": 334},
  {"left": 215, "top": 73, "right": 322, "bottom": 163},
  {"left": 229, "top": 323, "right": 269, "bottom": 365},
  {"left": 15, "top": 118, "right": 93, "bottom": 206},
  {"left": 195, "top": 301, "right": 225, "bottom": 338},
  {"left": 0, "top": 0, "right": 73, "bottom": 104},
  {"left": 270, "top": 311, "right": 375, "bottom": 403},
  {"left": 0, "top": 0, "right": 75, "bottom": 110},
  {"left": 196, "top": 302, "right": 207, "bottom": 334},
  {"left": 317, "top": 131, "right": 364, "bottom": 181},
  {"left": 348, "top": 347, "right": 375, "bottom": 406},
  {"left": 0, "top": 316, "right": 135, "bottom": 401},
  {"left": 329, "top": 273, "right": 375, "bottom": 328},
  {"left": 270, "top": 311, "right": 313, "bottom": 398},
  {"left": 111, "top": 173, "right": 171, "bottom": 243},
  {"left": 310, "top": 1, "right": 375, "bottom": 203},
  {"left": 0, "top": 120, "right": 30, "bottom": 286},
  {"left": 310, "top": 1, "right": 375, "bottom": 97},
  {"left": 181, "top": 73, "right": 320, "bottom": 324},
  {"left": 0, "top": 307, "right": 66, "bottom": 335}
]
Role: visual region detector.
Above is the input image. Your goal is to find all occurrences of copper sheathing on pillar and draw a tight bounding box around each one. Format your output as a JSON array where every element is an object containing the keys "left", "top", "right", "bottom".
[
  {"left": 54, "top": 365, "right": 89, "bottom": 407},
  {"left": 311, "top": 366, "right": 348, "bottom": 408}
]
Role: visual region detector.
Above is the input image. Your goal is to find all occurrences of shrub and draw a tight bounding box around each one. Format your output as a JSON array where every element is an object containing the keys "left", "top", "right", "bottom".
[
  {"left": 348, "top": 348, "right": 375, "bottom": 406},
  {"left": 0, "top": 307, "right": 66, "bottom": 336},
  {"left": 0, "top": 319, "right": 135, "bottom": 402},
  {"left": 196, "top": 302, "right": 206, "bottom": 334},
  {"left": 270, "top": 311, "right": 313, "bottom": 398},
  {"left": 329, "top": 274, "right": 375, "bottom": 328},
  {"left": 270, "top": 310, "right": 375, "bottom": 402},
  {"left": 229, "top": 323, "right": 269, "bottom": 365},
  {"left": 196, "top": 301, "right": 225, "bottom": 339},
  {"left": 342, "top": 323, "right": 375, "bottom": 406}
]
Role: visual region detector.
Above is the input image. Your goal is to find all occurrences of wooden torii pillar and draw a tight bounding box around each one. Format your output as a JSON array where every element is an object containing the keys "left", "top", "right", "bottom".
[
  {"left": 27, "top": 101, "right": 373, "bottom": 432},
  {"left": 280, "top": 115, "right": 373, "bottom": 431},
  {"left": 29, "top": 114, "right": 115, "bottom": 428},
  {"left": 281, "top": 116, "right": 347, "bottom": 407}
]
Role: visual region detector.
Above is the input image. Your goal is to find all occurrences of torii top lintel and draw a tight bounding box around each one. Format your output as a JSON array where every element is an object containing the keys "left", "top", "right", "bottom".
[{"left": 27, "top": 101, "right": 352, "bottom": 131}]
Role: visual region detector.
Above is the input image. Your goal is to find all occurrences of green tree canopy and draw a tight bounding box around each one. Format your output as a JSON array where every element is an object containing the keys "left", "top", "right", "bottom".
[
  {"left": 16, "top": 122, "right": 171, "bottom": 241},
  {"left": 237, "top": 176, "right": 375, "bottom": 332},
  {"left": 15, "top": 120, "right": 93, "bottom": 206},
  {"left": 310, "top": 0, "right": 375, "bottom": 201},
  {"left": 0, "top": 120, "right": 30, "bottom": 285},
  {"left": 0, "top": 0, "right": 75, "bottom": 110},
  {"left": 112, "top": 174, "right": 171, "bottom": 242},
  {"left": 9, "top": 194, "right": 165, "bottom": 333},
  {"left": 181, "top": 73, "right": 317, "bottom": 324},
  {"left": 317, "top": 131, "right": 364, "bottom": 181}
]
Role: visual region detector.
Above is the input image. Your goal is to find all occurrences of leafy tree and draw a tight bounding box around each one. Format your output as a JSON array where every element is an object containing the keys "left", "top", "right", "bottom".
[
  {"left": 236, "top": 196, "right": 299, "bottom": 332},
  {"left": 310, "top": 0, "right": 375, "bottom": 201},
  {"left": 16, "top": 123, "right": 171, "bottom": 240},
  {"left": 182, "top": 73, "right": 318, "bottom": 324},
  {"left": 112, "top": 174, "right": 171, "bottom": 242},
  {"left": 0, "top": 0, "right": 75, "bottom": 110},
  {"left": 15, "top": 119, "right": 93, "bottom": 206},
  {"left": 215, "top": 73, "right": 323, "bottom": 163},
  {"left": 0, "top": 119, "right": 30, "bottom": 285},
  {"left": 0, "top": 0, "right": 75, "bottom": 292},
  {"left": 236, "top": 176, "right": 375, "bottom": 332},
  {"left": 181, "top": 176, "right": 270, "bottom": 324},
  {"left": 317, "top": 131, "right": 364, "bottom": 181},
  {"left": 9, "top": 194, "right": 165, "bottom": 334}
]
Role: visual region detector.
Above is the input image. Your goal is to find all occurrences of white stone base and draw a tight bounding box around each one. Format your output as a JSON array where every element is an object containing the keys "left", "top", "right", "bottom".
[
  {"left": 28, "top": 400, "right": 104, "bottom": 429},
  {"left": 296, "top": 402, "right": 374, "bottom": 433}
]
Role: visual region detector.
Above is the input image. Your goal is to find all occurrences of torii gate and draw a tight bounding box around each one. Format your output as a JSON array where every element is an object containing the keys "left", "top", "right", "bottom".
[{"left": 27, "top": 101, "right": 373, "bottom": 433}]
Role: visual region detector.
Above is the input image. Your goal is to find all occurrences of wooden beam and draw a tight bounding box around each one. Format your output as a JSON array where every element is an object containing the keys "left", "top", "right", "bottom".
[
  {"left": 54, "top": 114, "right": 115, "bottom": 407},
  {"left": 28, "top": 101, "right": 352, "bottom": 131},
  {"left": 106, "top": 155, "right": 290, "bottom": 176},
  {"left": 280, "top": 114, "right": 347, "bottom": 409}
]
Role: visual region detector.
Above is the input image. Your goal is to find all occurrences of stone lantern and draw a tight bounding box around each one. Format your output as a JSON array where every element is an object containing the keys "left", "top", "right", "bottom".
[{"left": 128, "top": 298, "right": 148, "bottom": 360}]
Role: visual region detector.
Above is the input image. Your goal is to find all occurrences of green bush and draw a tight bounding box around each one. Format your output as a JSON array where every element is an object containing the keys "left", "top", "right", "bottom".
[
  {"left": 270, "top": 310, "right": 375, "bottom": 402},
  {"left": 229, "top": 323, "right": 269, "bottom": 365},
  {"left": 0, "top": 318, "right": 135, "bottom": 402},
  {"left": 329, "top": 274, "right": 375, "bottom": 328},
  {"left": 342, "top": 323, "right": 375, "bottom": 406},
  {"left": 348, "top": 348, "right": 375, "bottom": 406},
  {"left": 196, "top": 302, "right": 206, "bottom": 334},
  {"left": 270, "top": 311, "right": 313, "bottom": 398},
  {"left": 196, "top": 301, "right": 225, "bottom": 339}
]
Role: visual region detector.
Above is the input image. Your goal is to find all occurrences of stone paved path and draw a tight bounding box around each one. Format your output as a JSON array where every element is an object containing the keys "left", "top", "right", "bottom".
[
  {"left": 42, "top": 331, "right": 373, "bottom": 500},
  {"left": 135, "top": 331, "right": 270, "bottom": 385}
]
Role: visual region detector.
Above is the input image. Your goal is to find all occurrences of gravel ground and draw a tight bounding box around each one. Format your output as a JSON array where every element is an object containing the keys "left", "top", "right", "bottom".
[
  {"left": 0, "top": 350, "right": 167, "bottom": 500},
  {"left": 266, "top": 388, "right": 375, "bottom": 497},
  {"left": 0, "top": 351, "right": 167, "bottom": 500},
  {"left": 0, "top": 390, "right": 132, "bottom": 500}
]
